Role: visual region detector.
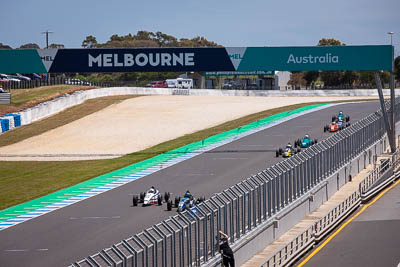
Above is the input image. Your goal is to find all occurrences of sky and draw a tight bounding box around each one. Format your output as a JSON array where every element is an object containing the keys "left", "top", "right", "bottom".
[{"left": 1, "top": 0, "right": 399, "bottom": 56}]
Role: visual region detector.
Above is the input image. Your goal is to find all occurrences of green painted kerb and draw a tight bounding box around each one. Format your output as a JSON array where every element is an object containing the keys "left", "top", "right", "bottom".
[{"left": 0, "top": 103, "right": 328, "bottom": 223}]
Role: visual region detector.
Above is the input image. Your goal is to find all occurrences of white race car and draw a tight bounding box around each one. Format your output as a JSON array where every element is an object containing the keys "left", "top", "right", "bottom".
[{"left": 132, "top": 187, "right": 170, "bottom": 207}]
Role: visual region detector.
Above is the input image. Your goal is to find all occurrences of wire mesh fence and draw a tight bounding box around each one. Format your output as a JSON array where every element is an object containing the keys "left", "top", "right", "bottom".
[{"left": 72, "top": 98, "right": 400, "bottom": 267}]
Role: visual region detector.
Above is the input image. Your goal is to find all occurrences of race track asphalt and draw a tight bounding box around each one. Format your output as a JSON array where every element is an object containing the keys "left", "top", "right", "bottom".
[{"left": 0, "top": 101, "right": 380, "bottom": 266}]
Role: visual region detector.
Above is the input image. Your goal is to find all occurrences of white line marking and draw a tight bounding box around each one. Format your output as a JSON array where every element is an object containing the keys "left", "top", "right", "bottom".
[
  {"left": 70, "top": 216, "right": 121, "bottom": 220},
  {"left": 212, "top": 158, "right": 249, "bottom": 160},
  {"left": 4, "top": 249, "right": 28, "bottom": 252},
  {"left": 186, "top": 173, "right": 215, "bottom": 176},
  {"left": 240, "top": 144, "right": 272, "bottom": 147}
]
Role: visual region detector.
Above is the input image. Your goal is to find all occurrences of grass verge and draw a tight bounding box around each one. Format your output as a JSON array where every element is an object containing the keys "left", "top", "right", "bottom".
[{"left": 0, "top": 99, "right": 377, "bottom": 210}]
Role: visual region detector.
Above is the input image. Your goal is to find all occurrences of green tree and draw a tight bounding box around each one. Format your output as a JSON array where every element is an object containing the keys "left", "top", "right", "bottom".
[
  {"left": 0, "top": 43, "right": 12, "bottom": 49},
  {"left": 49, "top": 43, "right": 64, "bottom": 49},
  {"left": 340, "top": 71, "right": 359, "bottom": 86},
  {"left": 303, "top": 71, "right": 319, "bottom": 86},
  {"left": 288, "top": 72, "right": 306, "bottom": 88},
  {"left": 19, "top": 43, "right": 40, "bottom": 49},
  {"left": 82, "top": 35, "right": 98, "bottom": 48},
  {"left": 317, "top": 38, "right": 345, "bottom": 46},
  {"left": 155, "top": 31, "right": 178, "bottom": 47},
  {"left": 359, "top": 71, "right": 375, "bottom": 85},
  {"left": 135, "top": 30, "right": 155, "bottom": 41}
]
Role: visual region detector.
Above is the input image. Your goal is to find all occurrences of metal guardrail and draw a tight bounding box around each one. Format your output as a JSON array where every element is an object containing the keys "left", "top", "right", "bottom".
[
  {"left": 314, "top": 190, "right": 360, "bottom": 240},
  {"left": 359, "top": 157, "right": 392, "bottom": 193},
  {"left": 0, "top": 93, "right": 11, "bottom": 104},
  {"left": 73, "top": 98, "right": 400, "bottom": 267},
  {"left": 261, "top": 225, "right": 314, "bottom": 267}
]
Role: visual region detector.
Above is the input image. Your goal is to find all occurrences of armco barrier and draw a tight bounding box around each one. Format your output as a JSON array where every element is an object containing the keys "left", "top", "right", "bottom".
[
  {"left": 0, "top": 92, "right": 11, "bottom": 104},
  {"left": 73, "top": 98, "right": 400, "bottom": 267}
]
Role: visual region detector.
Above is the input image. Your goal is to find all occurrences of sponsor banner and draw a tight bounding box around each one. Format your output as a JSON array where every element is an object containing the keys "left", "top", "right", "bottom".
[
  {"left": 203, "top": 71, "right": 274, "bottom": 76},
  {"left": 236, "top": 45, "right": 393, "bottom": 71},
  {"left": 0, "top": 50, "right": 46, "bottom": 74},
  {"left": 48, "top": 48, "right": 235, "bottom": 73},
  {"left": 0, "top": 45, "right": 393, "bottom": 74}
]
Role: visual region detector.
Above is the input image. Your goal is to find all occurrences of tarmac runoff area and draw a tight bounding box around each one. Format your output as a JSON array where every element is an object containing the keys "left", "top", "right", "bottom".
[{"left": 0, "top": 95, "right": 378, "bottom": 161}]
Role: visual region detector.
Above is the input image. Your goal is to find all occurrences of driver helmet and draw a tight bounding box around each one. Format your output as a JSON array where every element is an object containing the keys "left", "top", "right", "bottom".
[
  {"left": 339, "top": 111, "right": 343, "bottom": 115},
  {"left": 304, "top": 134, "right": 309, "bottom": 139},
  {"left": 287, "top": 143, "right": 292, "bottom": 148},
  {"left": 332, "top": 121, "right": 336, "bottom": 125},
  {"left": 184, "top": 190, "right": 191, "bottom": 198},
  {"left": 149, "top": 186, "right": 155, "bottom": 193}
]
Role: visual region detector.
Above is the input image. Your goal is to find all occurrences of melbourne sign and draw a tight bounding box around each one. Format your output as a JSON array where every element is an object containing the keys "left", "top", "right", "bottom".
[{"left": 0, "top": 45, "right": 393, "bottom": 73}]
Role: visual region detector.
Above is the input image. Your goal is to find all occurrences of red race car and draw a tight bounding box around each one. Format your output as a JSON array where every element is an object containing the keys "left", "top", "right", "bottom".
[
  {"left": 324, "top": 121, "right": 339, "bottom": 132},
  {"left": 324, "top": 119, "right": 349, "bottom": 132}
]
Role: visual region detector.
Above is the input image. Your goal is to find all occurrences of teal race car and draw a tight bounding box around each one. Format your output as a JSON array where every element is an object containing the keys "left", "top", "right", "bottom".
[
  {"left": 294, "top": 134, "right": 317, "bottom": 148},
  {"left": 332, "top": 111, "right": 350, "bottom": 123}
]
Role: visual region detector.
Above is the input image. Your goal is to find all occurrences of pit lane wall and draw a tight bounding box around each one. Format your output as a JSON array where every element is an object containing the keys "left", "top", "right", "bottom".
[{"left": 2, "top": 87, "right": 399, "bottom": 134}]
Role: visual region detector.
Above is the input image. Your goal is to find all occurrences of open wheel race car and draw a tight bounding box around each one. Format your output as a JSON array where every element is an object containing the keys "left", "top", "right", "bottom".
[
  {"left": 332, "top": 111, "right": 350, "bottom": 123},
  {"left": 132, "top": 187, "right": 171, "bottom": 207},
  {"left": 324, "top": 119, "right": 350, "bottom": 133},
  {"left": 276, "top": 143, "right": 300, "bottom": 158},
  {"left": 324, "top": 111, "right": 351, "bottom": 132},
  {"left": 167, "top": 191, "right": 205, "bottom": 212},
  {"left": 294, "top": 134, "right": 317, "bottom": 149}
]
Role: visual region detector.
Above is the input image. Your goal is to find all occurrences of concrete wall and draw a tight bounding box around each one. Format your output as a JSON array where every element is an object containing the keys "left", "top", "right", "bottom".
[{"left": 7, "top": 86, "right": 399, "bottom": 132}]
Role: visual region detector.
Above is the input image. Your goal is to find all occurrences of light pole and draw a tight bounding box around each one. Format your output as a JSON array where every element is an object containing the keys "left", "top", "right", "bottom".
[
  {"left": 388, "top": 32, "right": 394, "bottom": 46},
  {"left": 41, "top": 30, "right": 54, "bottom": 49},
  {"left": 388, "top": 31, "right": 396, "bottom": 152}
]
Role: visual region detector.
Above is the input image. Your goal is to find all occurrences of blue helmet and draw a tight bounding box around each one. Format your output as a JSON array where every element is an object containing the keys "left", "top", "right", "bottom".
[{"left": 184, "top": 190, "right": 191, "bottom": 198}]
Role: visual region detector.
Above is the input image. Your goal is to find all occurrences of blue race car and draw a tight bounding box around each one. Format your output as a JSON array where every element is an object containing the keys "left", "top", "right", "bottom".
[
  {"left": 294, "top": 134, "right": 317, "bottom": 149},
  {"left": 167, "top": 191, "right": 205, "bottom": 212}
]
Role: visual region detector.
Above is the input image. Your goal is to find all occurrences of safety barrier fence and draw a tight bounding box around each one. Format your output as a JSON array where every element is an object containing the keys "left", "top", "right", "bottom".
[
  {"left": 261, "top": 148, "right": 400, "bottom": 267},
  {"left": 1, "top": 77, "right": 116, "bottom": 91},
  {"left": 72, "top": 98, "right": 400, "bottom": 267}
]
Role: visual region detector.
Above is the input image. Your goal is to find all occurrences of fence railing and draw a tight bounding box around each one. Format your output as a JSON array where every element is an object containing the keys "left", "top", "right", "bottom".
[
  {"left": 261, "top": 148, "right": 400, "bottom": 267},
  {"left": 72, "top": 98, "right": 400, "bottom": 267},
  {"left": 359, "top": 157, "right": 392, "bottom": 193},
  {"left": 261, "top": 224, "right": 314, "bottom": 267},
  {"left": 314, "top": 190, "right": 360, "bottom": 239},
  {"left": 1, "top": 78, "right": 117, "bottom": 90}
]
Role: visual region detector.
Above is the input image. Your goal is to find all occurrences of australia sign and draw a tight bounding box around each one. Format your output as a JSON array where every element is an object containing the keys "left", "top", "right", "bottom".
[{"left": 0, "top": 45, "right": 393, "bottom": 73}]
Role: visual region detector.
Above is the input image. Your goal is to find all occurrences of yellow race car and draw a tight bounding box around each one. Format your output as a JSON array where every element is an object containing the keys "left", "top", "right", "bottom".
[{"left": 276, "top": 143, "right": 300, "bottom": 158}]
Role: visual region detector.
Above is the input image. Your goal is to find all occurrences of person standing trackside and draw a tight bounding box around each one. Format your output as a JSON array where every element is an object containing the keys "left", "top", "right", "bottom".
[{"left": 218, "top": 231, "right": 235, "bottom": 267}]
